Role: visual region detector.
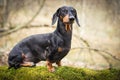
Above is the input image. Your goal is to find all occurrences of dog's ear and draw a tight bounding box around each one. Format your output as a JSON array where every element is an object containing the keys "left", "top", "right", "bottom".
[
  {"left": 75, "top": 11, "right": 80, "bottom": 27},
  {"left": 52, "top": 8, "right": 60, "bottom": 25}
]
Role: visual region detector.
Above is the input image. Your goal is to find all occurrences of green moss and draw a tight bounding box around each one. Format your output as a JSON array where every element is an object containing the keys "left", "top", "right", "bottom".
[{"left": 0, "top": 66, "right": 120, "bottom": 80}]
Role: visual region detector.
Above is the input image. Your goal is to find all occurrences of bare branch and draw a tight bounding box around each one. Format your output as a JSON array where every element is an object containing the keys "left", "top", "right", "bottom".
[
  {"left": 71, "top": 47, "right": 120, "bottom": 61},
  {"left": 0, "top": 0, "right": 45, "bottom": 38}
]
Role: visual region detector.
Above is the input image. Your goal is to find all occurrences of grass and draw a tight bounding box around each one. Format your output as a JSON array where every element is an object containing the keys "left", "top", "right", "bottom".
[{"left": 0, "top": 66, "right": 120, "bottom": 80}]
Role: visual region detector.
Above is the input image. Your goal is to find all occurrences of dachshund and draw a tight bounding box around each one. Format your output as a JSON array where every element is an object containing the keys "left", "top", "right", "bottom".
[{"left": 8, "top": 6, "right": 80, "bottom": 72}]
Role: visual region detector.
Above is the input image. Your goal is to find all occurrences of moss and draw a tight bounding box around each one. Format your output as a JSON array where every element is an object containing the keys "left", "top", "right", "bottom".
[{"left": 0, "top": 66, "right": 120, "bottom": 80}]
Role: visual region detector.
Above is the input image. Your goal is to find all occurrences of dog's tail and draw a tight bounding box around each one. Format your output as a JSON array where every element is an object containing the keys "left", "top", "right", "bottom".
[{"left": 8, "top": 51, "right": 23, "bottom": 69}]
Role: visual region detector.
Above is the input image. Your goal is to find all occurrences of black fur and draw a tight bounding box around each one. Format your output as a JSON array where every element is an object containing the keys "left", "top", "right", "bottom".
[{"left": 8, "top": 6, "right": 80, "bottom": 69}]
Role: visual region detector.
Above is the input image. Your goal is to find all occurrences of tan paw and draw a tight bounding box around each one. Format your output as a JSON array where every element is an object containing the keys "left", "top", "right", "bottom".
[{"left": 48, "top": 67, "right": 55, "bottom": 72}]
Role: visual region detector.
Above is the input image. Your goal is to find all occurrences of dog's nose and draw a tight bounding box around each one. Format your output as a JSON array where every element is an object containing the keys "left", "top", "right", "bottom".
[{"left": 69, "top": 16, "right": 75, "bottom": 21}]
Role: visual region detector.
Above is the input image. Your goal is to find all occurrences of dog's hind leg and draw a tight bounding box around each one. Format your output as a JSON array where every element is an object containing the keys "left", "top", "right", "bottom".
[
  {"left": 20, "top": 53, "right": 36, "bottom": 67},
  {"left": 20, "top": 62, "right": 36, "bottom": 67}
]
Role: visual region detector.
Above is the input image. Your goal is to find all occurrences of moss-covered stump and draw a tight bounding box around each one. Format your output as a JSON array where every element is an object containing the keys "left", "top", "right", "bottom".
[{"left": 0, "top": 66, "right": 120, "bottom": 80}]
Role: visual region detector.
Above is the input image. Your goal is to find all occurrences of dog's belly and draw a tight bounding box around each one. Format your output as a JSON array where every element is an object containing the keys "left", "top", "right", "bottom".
[{"left": 24, "top": 51, "right": 47, "bottom": 63}]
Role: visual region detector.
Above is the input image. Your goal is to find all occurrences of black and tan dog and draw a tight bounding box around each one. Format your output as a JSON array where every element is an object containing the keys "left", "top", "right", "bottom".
[{"left": 8, "top": 6, "right": 80, "bottom": 72}]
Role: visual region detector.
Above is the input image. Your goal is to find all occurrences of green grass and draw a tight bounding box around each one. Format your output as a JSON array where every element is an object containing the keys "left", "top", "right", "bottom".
[{"left": 0, "top": 66, "right": 120, "bottom": 80}]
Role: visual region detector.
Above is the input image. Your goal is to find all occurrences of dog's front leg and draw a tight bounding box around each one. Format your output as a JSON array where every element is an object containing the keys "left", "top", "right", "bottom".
[
  {"left": 56, "top": 61, "right": 61, "bottom": 66},
  {"left": 46, "top": 60, "right": 55, "bottom": 72}
]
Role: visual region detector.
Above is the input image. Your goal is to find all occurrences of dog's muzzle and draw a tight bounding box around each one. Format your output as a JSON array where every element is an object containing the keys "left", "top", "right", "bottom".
[
  {"left": 64, "top": 16, "right": 74, "bottom": 32},
  {"left": 69, "top": 16, "right": 75, "bottom": 22},
  {"left": 62, "top": 15, "right": 75, "bottom": 32}
]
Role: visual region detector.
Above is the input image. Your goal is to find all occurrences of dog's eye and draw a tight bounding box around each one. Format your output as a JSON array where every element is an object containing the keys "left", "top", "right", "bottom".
[
  {"left": 71, "top": 9, "right": 76, "bottom": 15},
  {"left": 63, "top": 9, "right": 68, "bottom": 13},
  {"left": 71, "top": 9, "right": 75, "bottom": 13}
]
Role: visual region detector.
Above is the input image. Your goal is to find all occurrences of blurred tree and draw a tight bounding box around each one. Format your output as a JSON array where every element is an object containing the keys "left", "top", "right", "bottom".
[
  {"left": 0, "top": 0, "right": 120, "bottom": 69},
  {"left": 0, "top": 0, "right": 6, "bottom": 29},
  {"left": 0, "top": 0, "right": 45, "bottom": 37}
]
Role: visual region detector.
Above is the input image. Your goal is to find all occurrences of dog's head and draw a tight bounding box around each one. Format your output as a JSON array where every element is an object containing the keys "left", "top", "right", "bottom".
[{"left": 52, "top": 6, "right": 80, "bottom": 27}]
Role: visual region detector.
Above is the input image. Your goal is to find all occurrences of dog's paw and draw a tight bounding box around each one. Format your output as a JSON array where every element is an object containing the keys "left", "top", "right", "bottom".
[{"left": 48, "top": 67, "right": 55, "bottom": 72}]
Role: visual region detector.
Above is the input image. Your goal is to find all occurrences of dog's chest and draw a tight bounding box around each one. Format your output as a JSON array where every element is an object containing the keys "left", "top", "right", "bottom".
[
  {"left": 48, "top": 46, "right": 70, "bottom": 62},
  {"left": 47, "top": 33, "right": 71, "bottom": 62}
]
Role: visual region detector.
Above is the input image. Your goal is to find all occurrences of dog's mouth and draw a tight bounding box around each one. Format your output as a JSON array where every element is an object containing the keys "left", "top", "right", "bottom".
[
  {"left": 63, "top": 20, "right": 74, "bottom": 32},
  {"left": 60, "top": 15, "right": 74, "bottom": 32},
  {"left": 64, "top": 23, "right": 72, "bottom": 32}
]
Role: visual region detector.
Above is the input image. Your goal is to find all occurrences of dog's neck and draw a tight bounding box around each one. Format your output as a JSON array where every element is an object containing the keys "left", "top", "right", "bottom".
[{"left": 55, "top": 19, "right": 73, "bottom": 46}]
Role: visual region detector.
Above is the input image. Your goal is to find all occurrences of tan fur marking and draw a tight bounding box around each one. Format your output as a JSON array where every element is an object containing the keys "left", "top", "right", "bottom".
[
  {"left": 63, "top": 14, "right": 69, "bottom": 23},
  {"left": 68, "top": 24, "right": 71, "bottom": 31},
  {"left": 22, "top": 53, "right": 26, "bottom": 59},
  {"left": 56, "top": 61, "right": 61, "bottom": 66},
  {"left": 20, "top": 62, "right": 34, "bottom": 67},
  {"left": 65, "top": 24, "right": 71, "bottom": 31},
  {"left": 46, "top": 60, "right": 55, "bottom": 72},
  {"left": 58, "top": 47, "right": 62, "bottom": 52}
]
